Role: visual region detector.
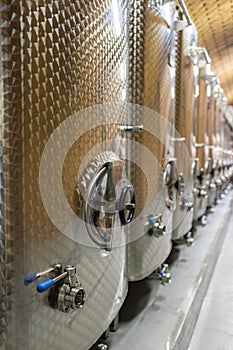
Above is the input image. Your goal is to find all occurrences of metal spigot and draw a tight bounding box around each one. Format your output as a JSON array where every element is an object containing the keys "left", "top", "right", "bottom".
[
  {"left": 149, "top": 264, "right": 171, "bottom": 285},
  {"left": 35, "top": 265, "right": 85, "bottom": 313},
  {"left": 147, "top": 214, "right": 166, "bottom": 238}
]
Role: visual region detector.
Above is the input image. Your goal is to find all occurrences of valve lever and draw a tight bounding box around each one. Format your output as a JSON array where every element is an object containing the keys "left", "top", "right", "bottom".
[
  {"left": 37, "top": 272, "right": 68, "bottom": 293},
  {"left": 24, "top": 264, "right": 61, "bottom": 286}
]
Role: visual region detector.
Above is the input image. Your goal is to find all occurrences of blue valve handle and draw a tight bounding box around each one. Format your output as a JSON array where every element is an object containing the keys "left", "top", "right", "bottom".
[
  {"left": 24, "top": 273, "right": 38, "bottom": 286},
  {"left": 37, "top": 279, "right": 54, "bottom": 293}
]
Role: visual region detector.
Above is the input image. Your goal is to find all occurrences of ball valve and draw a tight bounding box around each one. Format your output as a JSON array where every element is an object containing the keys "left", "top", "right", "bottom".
[
  {"left": 149, "top": 264, "right": 171, "bottom": 285},
  {"left": 24, "top": 264, "right": 85, "bottom": 313},
  {"left": 147, "top": 214, "right": 166, "bottom": 238}
]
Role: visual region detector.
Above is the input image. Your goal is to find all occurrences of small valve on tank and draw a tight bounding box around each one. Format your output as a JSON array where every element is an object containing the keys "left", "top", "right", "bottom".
[
  {"left": 180, "top": 196, "right": 193, "bottom": 211},
  {"left": 147, "top": 214, "right": 166, "bottom": 238},
  {"left": 97, "top": 344, "right": 108, "bottom": 350},
  {"left": 149, "top": 264, "right": 171, "bottom": 285},
  {"left": 174, "top": 232, "right": 194, "bottom": 247},
  {"left": 57, "top": 265, "right": 85, "bottom": 313},
  {"left": 24, "top": 264, "right": 85, "bottom": 313}
]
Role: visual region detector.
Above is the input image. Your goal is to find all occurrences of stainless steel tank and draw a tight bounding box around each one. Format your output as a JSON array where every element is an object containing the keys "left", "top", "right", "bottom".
[
  {"left": 172, "top": 15, "right": 198, "bottom": 241},
  {"left": 200, "top": 70, "right": 220, "bottom": 210},
  {"left": 220, "top": 111, "right": 232, "bottom": 191},
  {"left": 0, "top": 1, "right": 134, "bottom": 349},
  {"left": 213, "top": 96, "right": 227, "bottom": 201},
  {"left": 193, "top": 58, "right": 211, "bottom": 223},
  {"left": 126, "top": 0, "right": 176, "bottom": 281}
]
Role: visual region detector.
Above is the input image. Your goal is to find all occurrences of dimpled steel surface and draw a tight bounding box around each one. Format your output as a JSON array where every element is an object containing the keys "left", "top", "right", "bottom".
[
  {"left": 1, "top": 1, "right": 131, "bottom": 349},
  {"left": 172, "top": 24, "right": 197, "bottom": 240},
  {"left": 127, "top": 1, "right": 175, "bottom": 281}
]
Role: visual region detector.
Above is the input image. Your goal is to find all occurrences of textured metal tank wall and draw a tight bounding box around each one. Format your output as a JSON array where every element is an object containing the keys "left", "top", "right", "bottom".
[
  {"left": 196, "top": 65, "right": 209, "bottom": 173},
  {"left": 0, "top": 0, "right": 22, "bottom": 346},
  {"left": 126, "top": 0, "right": 175, "bottom": 281},
  {"left": 172, "top": 21, "right": 197, "bottom": 240},
  {"left": 1, "top": 1, "right": 131, "bottom": 349},
  {"left": 193, "top": 63, "right": 209, "bottom": 220},
  {"left": 206, "top": 93, "right": 218, "bottom": 207}
]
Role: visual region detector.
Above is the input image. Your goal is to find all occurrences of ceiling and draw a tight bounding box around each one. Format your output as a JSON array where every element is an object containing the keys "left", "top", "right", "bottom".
[{"left": 185, "top": 0, "right": 233, "bottom": 105}]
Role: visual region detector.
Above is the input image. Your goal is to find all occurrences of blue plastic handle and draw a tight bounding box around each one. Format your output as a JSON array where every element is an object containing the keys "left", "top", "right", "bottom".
[
  {"left": 24, "top": 273, "right": 37, "bottom": 286},
  {"left": 37, "top": 279, "right": 54, "bottom": 293}
]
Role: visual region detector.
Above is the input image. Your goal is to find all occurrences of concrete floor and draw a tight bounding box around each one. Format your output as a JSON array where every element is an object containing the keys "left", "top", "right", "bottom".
[
  {"left": 189, "top": 200, "right": 233, "bottom": 350},
  {"left": 92, "top": 190, "right": 233, "bottom": 350}
]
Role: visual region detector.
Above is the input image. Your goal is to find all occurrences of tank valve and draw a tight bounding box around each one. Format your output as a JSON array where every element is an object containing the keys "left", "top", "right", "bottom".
[
  {"left": 184, "top": 232, "right": 194, "bottom": 246},
  {"left": 215, "top": 178, "right": 222, "bottom": 188},
  {"left": 149, "top": 264, "right": 171, "bottom": 285},
  {"left": 175, "top": 232, "right": 194, "bottom": 247},
  {"left": 209, "top": 182, "right": 216, "bottom": 190},
  {"left": 97, "top": 344, "right": 108, "bottom": 350},
  {"left": 147, "top": 214, "right": 166, "bottom": 237},
  {"left": 35, "top": 265, "right": 85, "bottom": 313},
  {"left": 199, "top": 215, "right": 207, "bottom": 226},
  {"left": 181, "top": 196, "right": 193, "bottom": 211},
  {"left": 208, "top": 205, "right": 215, "bottom": 213},
  {"left": 197, "top": 186, "right": 207, "bottom": 198}
]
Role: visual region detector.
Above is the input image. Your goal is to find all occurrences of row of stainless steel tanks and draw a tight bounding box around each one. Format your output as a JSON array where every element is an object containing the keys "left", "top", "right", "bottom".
[{"left": 0, "top": 0, "right": 233, "bottom": 349}]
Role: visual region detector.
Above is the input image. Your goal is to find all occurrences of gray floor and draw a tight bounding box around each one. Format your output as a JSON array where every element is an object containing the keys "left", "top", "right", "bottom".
[
  {"left": 189, "top": 202, "right": 233, "bottom": 350},
  {"left": 92, "top": 190, "right": 233, "bottom": 350}
]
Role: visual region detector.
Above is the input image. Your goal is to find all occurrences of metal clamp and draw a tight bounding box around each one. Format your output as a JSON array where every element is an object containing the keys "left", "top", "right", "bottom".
[
  {"left": 170, "top": 137, "right": 186, "bottom": 142},
  {"left": 195, "top": 143, "right": 204, "bottom": 148},
  {"left": 118, "top": 125, "right": 144, "bottom": 133},
  {"left": 208, "top": 145, "right": 215, "bottom": 150}
]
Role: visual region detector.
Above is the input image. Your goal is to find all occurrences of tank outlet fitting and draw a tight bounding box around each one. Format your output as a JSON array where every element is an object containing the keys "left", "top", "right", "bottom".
[
  {"left": 97, "top": 344, "right": 108, "bottom": 350},
  {"left": 181, "top": 196, "right": 193, "bottom": 210},
  {"left": 147, "top": 214, "right": 166, "bottom": 237},
  {"left": 199, "top": 215, "right": 207, "bottom": 226},
  {"left": 175, "top": 232, "right": 194, "bottom": 247},
  {"left": 209, "top": 182, "right": 216, "bottom": 190},
  {"left": 184, "top": 232, "right": 194, "bottom": 246},
  {"left": 34, "top": 265, "right": 85, "bottom": 313},
  {"left": 149, "top": 264, "right": 171, "bottom": 285}
]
